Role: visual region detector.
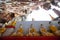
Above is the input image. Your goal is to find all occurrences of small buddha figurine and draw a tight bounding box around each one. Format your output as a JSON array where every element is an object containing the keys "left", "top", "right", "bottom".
[
  {"left": 26, "top": 24, "right": 40, "bottom": 36},
  {"left": 17, "top": 24, "right": 24, "bottom": 36},
  {"left": 26, "top": 24, "right": 35, "bottom": 36},
  {"left": 40, "top": 24, "right": 54, "bottom": 36},
  {"left": 49, "top": 21, "right": 60, "bottom": 36},
  {"left": 29, "top": 24, "right": 36, "bottom": 33}
]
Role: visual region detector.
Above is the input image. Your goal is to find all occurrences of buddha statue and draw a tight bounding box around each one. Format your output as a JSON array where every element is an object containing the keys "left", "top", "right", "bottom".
[
  {"left": 17, "top": 24, "right": 24, "bottom": 36},
  {"left": 29, "top": 24, "right": 36, "bottom": 33},
  {"left": 26, "top": 24, "right": 40, "bottom": 36}
]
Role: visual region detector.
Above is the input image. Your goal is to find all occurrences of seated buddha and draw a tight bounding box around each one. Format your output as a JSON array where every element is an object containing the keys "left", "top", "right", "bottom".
[
  {"left": 26, "top": 24, "right": 40, "bottom": 36},
  {"left": 29, "top": 25, "right": 36, "bottom": 33},
  {"left": 49, "top": 22, "right": 60, "bottom": 36},
  {"left": 17, "top": 24, "right": 24, "bottom": 36},
  {"left": 40, "top": 24, "right": 54, "bottom": 36}
]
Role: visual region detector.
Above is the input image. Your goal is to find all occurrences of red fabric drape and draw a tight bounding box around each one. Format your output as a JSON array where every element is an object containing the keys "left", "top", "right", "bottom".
[
  {"left": 5, "top": 25, "right": 15, "bottom": 28},
  {"left": 0, "top": 36, "right": 60, "bottom": 40}
]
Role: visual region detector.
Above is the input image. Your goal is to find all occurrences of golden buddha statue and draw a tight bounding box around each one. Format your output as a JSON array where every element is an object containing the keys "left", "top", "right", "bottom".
[
  {"left": 17, "top": 24, "right": 24, "bottom": 36},
  {"left": 29, "top": 24, "right": 36, "bottom": 33},
  {"left": 26, "top": 24, "right": 40, "bottom": 36}
]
